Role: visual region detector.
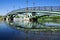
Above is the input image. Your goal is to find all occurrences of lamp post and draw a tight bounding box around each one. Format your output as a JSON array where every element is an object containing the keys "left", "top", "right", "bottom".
[
  {"left": 26, "top": 0, "right": 28, "bottom": 18},
  {"left": 33, "top": 2, "right": 35, "bottom": 7},
  {"left": 33, "top": 2, "right": 35, "bottom": 10}
]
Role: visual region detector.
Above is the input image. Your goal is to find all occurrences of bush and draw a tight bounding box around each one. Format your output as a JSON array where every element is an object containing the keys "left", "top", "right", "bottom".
[{"left": 15, "top": 16, "right": 20, "bottom": 18}]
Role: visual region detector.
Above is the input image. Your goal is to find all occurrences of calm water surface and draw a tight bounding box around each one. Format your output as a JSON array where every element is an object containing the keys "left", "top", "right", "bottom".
[{"left": 0, "top": 21, "right": 60, "bottom": 40}]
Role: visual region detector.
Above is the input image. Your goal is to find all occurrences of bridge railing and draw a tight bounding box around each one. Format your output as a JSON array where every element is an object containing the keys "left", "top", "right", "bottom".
[{"left": 19, "top": 6, "right": 60, "bottom": 12}]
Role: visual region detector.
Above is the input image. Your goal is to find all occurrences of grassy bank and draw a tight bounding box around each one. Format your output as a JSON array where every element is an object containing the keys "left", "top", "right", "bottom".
[
  {"left": 38, "top": 16, "right": 60, "bottom": 23},
  {"left": 0, "top": 16, "right": 3, "bottom": 22}
]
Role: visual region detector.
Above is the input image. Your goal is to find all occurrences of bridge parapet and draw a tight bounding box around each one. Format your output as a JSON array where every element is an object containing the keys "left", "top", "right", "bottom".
[
  {"left": 19, "top": 6, "right": 60, "bottom": 11},
  {"left": 5, "top": 6, "right": 60, "bottom": 18}
]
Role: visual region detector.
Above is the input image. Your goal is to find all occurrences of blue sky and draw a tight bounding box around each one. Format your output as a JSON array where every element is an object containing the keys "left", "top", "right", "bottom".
[{"left": 0, "top": 0, "right": 60, "bottom": 15}]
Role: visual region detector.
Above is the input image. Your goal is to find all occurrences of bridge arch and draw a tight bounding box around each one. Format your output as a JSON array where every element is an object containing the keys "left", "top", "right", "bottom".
[
  {"left": 29, "top": 15, "right": 50, "bottom": 21},
  {"left": 5, "top": 6, "right": 60, "bottom": 21}
]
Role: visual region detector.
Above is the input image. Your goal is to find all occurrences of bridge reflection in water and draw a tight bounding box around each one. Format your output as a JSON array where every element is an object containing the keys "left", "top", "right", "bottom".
[
  {"left": 5, "top": 20, "right": 60, "bottom": 40},
  {"left": 8, "top": 20, "right": 60, "bottom": 28}
]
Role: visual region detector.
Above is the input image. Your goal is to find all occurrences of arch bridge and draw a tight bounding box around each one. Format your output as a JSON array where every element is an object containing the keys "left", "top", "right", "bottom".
[{"left": 4, "top": 6, "right": 60, "bottom": 21}]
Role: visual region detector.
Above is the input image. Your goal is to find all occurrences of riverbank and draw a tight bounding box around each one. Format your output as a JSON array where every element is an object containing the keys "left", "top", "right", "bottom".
[
  {"left": 0, "top": 16, "right": 3, "bottom": 22},
  {"left": 38, "top": 16, "right": 60, "bottom": 23}
]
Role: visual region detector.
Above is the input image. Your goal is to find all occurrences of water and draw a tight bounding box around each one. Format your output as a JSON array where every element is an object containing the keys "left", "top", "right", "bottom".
[
  {"left": 9, "top": 20, "right": 60, "bottom": 29},
  {"left": 0, "top": 21, "right": 60, "bottom": 40}
]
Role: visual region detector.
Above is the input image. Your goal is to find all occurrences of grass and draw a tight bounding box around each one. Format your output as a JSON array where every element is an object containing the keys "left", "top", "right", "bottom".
[
  {"left": 15, "top": 15, "right": 20, "bottom": 18},
  {"left": 38, "top": 16, "right": 60, "bottom": 23},
  {"left": 0, "top": 16, "right": 3, "bottom": 22}
]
